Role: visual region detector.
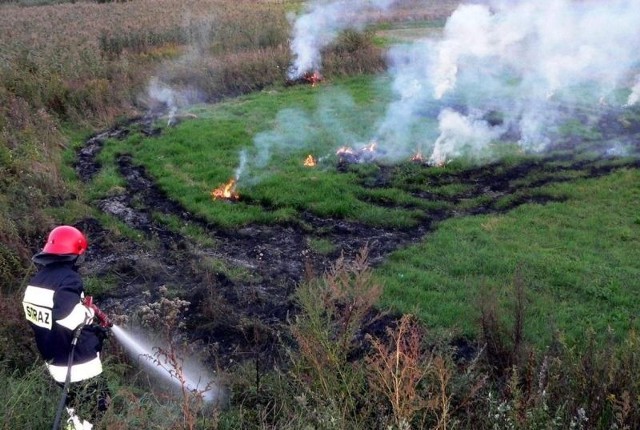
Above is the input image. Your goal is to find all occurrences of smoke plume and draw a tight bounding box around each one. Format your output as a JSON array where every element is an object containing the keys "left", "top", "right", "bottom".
[
  {"left": 379, "top": 0, "right": 640, "bottom": 163},
  {"left": 240, "top": 90, "right": 372, "bottom": 183},
  {"left": 288, "top": 0, "right": 396, "bottom": 79},
  {"left": 141, "top": 13, "right": 214, "bottom": 125},
  {"left": 627, "top": 74, "right": 640, "bottom": 107},
  {"left": 234, "top": 149, "right": 248, "bottom": 182},
  {"left": 429, "top": 108, "right": 504, "bottom": 166},
  {"left": 247, "top": 0, "right": 640, "bottom": 176},
  {"left": 148, "top": 78, "right": 179, "bottom": 125},
  {"left": 146, "top": 77, "right": 200, "bottom": 126}
]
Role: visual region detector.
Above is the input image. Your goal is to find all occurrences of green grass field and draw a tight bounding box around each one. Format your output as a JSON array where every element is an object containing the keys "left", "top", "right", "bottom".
[
  {"left": 86, "top": 74, "right": 640, "bottom": 350},
  {"left": 378, "top": 168, "right": 640, "bottom": 346},
  {"left": 93, "top": 76, "right": 430, "bottom": 228}
]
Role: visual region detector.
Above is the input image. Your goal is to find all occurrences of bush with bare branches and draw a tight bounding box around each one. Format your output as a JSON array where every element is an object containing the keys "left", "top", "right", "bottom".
[
  {"left": 366, "top": 314, "right": 430, "bottom": 429},
  {"left": 286, "top": 247, "right": 381, "bottom": 428}
]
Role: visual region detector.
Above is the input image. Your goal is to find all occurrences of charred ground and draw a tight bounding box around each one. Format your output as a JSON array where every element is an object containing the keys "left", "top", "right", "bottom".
[{"left": 73, "top": 109, "right": 640, "bottom": 365}]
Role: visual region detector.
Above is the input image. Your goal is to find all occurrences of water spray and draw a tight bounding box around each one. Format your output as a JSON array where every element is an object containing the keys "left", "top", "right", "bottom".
[
  {"left": 84, "top": 297, "right": 222, "bottom": 404},
  {"left": 110, "top": 324, "right": 222, "bottom": 404}
]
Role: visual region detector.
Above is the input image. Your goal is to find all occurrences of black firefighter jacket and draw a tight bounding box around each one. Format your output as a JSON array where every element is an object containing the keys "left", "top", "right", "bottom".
[{"left": 22, "top": 257, "right": 103, "bottom": 383}]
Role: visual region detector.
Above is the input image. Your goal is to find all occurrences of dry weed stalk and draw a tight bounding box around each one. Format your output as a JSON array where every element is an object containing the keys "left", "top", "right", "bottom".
[
  {"left": 366, "top": 314, "right": 430, "bottom": 429},
  {"left": 478, "top": 267, "right": 529, "bottom": 377},
  {"left": 138, "top": 292, "right": 215, "bottom": 429},
  {"left": 151, "top": 344, "right": 213, "bottom": 430},
  {"left": 429, "top": 356, "right": 453, "bottom": 430},
  {"left": 323, "top": 247, "right": 382, "bottom": 352},
  {"left": 366, "top": 315, "right": 461, "bottom": 430}
]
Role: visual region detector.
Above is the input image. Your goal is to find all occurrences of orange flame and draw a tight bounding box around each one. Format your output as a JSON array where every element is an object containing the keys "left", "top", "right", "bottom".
[
  {"left": 361, "top": 142, "right": 377, "bottom": 152},
  {"left": 304, "top": 154, "right": 317, "bottom": 167},
  {"left": 411, "top": 151, "right": 425, "bottom": 163},
  {"left": 211, "top": 178, "right": 239, "bottom": 201},
  {"left": 336, "top": 146, "right": 356, "bottom": 156},
  {"left": 305, "top": 71, "right": 323, "bottom": 87}
]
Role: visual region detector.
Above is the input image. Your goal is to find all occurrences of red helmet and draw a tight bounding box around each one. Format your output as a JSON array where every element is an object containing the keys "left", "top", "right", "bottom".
[{"left": 41, "top": 225, "right": 88, "bottom": 255}]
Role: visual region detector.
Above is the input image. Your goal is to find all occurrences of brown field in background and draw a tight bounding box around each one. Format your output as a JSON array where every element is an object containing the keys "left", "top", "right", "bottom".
[
  {"left": 0, "top": 0, "right": 292, "bottom": 80},
  {"left": 6, "top": 2, "right": 640, "bottom": 429},
  {"left": 0, "top": 0, "right": 459, "bottom": 70}
]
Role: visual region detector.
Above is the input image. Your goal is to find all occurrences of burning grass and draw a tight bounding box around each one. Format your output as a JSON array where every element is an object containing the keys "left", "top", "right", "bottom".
[
  {"left": 94, "top": 76, "right": 427, "bottom": 228},
  {"left": 211, "top": 178, "right": 240, "bottom": 201},
  {"left": 4, "top": 1, "right": 640, "bottom": 426},
  {"left": 0, "top": 0, "right": 437, "bottom": 284},
  {"left": 87, "top": 73, "right": 640, "bottom": 350},
  {"left": 336, "top": 141, "right": 384, "bottom": 164},
  {"left": 94, "top": 71, "right": 640, "bottom": 230}
]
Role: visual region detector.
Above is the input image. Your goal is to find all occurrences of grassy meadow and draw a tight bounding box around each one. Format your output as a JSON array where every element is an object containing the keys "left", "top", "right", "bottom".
[
  {"left": 379, "top": 168, "right": 640, "bottom": 344},
  {"left": 3, "top": 0, "right": 640, "bottom": 429},
  {"left": 91, "top": 73, "right": 640, "bottom": 350}
]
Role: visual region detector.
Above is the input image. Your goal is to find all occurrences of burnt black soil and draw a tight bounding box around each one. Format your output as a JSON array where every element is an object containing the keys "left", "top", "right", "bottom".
[{"left": 74, "top": 110, "right": 640, "bottom": 366}]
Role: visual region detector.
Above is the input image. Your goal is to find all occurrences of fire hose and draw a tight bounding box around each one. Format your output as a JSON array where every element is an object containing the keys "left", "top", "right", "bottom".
[{"left": 51, "top": 297, "right": 111, "bottom": 430}]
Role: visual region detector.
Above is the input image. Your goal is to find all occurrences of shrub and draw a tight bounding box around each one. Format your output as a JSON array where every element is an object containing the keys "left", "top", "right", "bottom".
[
  {"left": 0, "top": 88, "right": 69, "bottom": 291},
  {"left": 286, "top": 247, "right": 382, "bottom": 428},
  {"left": 173, "top": 46, "right": 290, "bottom": 101},
  {"left": 99, "top": 27, "right": 188, "bottom": 59},
  {"left": 322, "top": 30, "right": 387, "bottom": 78},
  {"left": 477, "top": 267, "right": 530, "bottom": 378},
  {"left": 366, "top": 314, "right": 431, "bottom": 429}
]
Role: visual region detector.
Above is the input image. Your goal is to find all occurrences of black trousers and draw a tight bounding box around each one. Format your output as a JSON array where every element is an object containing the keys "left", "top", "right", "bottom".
[{"left": 58, "top": 375, "right": 110, "bottom": 422}]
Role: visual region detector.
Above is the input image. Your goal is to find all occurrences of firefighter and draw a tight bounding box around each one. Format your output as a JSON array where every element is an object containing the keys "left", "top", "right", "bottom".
[{"left": 22, "top": 225, "right": 110, "bottom": 430}]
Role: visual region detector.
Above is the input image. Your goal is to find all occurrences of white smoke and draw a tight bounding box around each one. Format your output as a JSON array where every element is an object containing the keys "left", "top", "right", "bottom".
[
  {"left": 146, "top": 77, "right": 201, "bottom": 126},
  {"left": 143, "top": 14, "right": 211, "bottom": 126},
  {"left": 235, "top": 108, "right": 313, "bottom": 184},
  {"left": 148, "top": 77, "right": 179, "bottom": 124},
  {"left": 430, "top": 4, "right": 494, "bottom": 100},
  {"left": 252, "top": 0, "right": 640, "bottom": 172},
  {"left": 288, "top": 0, "right": 396, "bottom": 79},
  {"left": 429, "top": 108, "right": 503, "bottom": 166},
  {"left": 626, "top": 74, "right": 640, "bottom": 107},
  {"left": 379, "top": 0, "right": 640, "bottom": 163},
  {"left": 144, "top": 76, "right": 202, "bottom": 126},
  {"left": 240, "top": 89, "right": 373, "bottom": 183},
  {"left": 253, "top": 109, "right": 313, "bottom": 168},
  {"left": 234, "top": 149, "right": 248, "bottom": 182}
]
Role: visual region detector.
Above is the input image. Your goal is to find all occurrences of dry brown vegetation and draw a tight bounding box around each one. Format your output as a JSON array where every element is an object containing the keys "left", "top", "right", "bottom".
[
  {"left": 0, "top": 0, "right": 294, "bottom": 122},
  {"left": 0, "top": 0, "right": 294, "bottom": 289}
]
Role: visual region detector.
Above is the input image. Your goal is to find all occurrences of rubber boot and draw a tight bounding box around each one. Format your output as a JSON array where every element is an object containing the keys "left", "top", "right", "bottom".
[{"left": 65, "top": 407, "right": 93, "bottom": 430}]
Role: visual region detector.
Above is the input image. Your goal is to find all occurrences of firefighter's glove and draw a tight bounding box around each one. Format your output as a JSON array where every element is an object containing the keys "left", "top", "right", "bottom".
[
  {"left": 90, "top": 325, "right": 110, "bottom": 352},
  {"left": 95, "top": 325, "right": 110, "bottom": 341}
]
